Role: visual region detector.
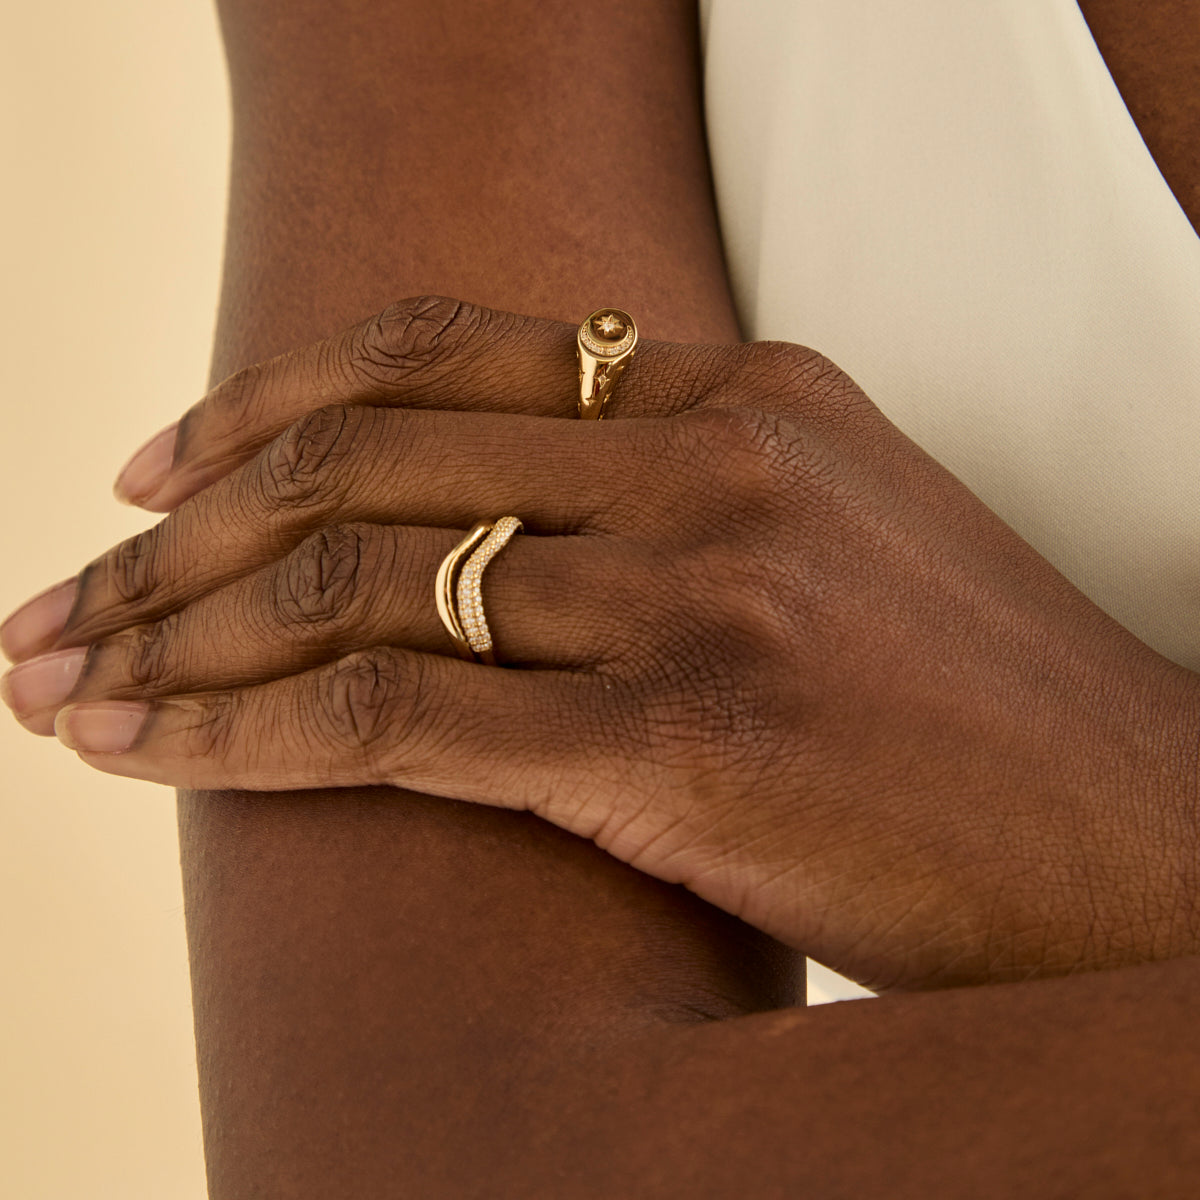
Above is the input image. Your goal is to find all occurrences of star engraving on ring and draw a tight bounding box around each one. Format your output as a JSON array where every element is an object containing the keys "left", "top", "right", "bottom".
[{"left": 592, "top": 312, "right": 627, "bottom": 340}]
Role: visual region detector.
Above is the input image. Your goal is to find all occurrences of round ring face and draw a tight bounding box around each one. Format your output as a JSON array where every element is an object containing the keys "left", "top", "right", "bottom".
[{"left": 578, "top": 308, "right": 637, "bottom": 358}]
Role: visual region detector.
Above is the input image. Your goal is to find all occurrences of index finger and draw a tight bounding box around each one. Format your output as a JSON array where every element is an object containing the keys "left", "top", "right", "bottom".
[{"left": 114, "top": 295, "right": 733, "bottom": 512}]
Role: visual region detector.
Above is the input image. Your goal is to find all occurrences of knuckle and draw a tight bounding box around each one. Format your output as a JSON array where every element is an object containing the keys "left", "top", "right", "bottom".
[
  {"left": 318, "top": 647, "right": 412, "bottom": 759},
  {"left": 275, "top": 524, "right": 373, "bottom": 628},
  {"left": 738, "top": 340, "right": 826, "bottom": 398},
  {"left": 177, "top": 691, "right": 240, "bottom": 762},
  {"left": 259, "top": 403, "right": 364, "bottom": 507},
  {"left": 98, "top": 528, "right": 164, "bottom": 607},
  {"left": 636, "top": 343, "right": 740, "bottom": 419},
  {"left": 697, "top": 555, "right": 794, "bottom": 661},
  {"left": 348, "top": 295, "right": 487, "bottom": 391},
  {"left": 635, "top": 608, "right": 776, "bottom": 758},
  {"left": 749, "top": 338, "right": 822, "bottom": 381},
  {"left": 122, "top": 616, "right": 178, "bottom": 690},
  {"left": 677, "top": 405, "right": 795, "bottom": 506},
  {"left": 748, "top": 340, "right": 873, "bottom": 425},
  {"left": 613, "top": 539, "right": 794, "bottom": 697},
  {"left": 684, "top": 403, "right": 784, "bottom": 450}
]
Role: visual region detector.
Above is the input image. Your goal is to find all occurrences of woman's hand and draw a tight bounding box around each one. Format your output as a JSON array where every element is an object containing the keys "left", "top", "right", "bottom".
[{"left": 3, "top": 298, "right": 1196, "bottom": 991}]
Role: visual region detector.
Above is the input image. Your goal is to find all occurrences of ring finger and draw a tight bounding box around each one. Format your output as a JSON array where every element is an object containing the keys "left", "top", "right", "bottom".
[
  {"left": 2, "top": 406, "right": 667, "bottom": 665},
  {"left": 3, "top": 524, "right": 630, "bottom": 734}
]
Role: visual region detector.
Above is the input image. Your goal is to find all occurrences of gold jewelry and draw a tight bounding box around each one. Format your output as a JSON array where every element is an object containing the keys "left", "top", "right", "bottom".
[
  {"left": 577, "top": 308, "right": 637, "bottom": 419},
  {"left": 435, "top": 522, "right": 490, "bottom": 662},
  {"left": 435, "top": 517, "right": 523, "bottom": 665}
]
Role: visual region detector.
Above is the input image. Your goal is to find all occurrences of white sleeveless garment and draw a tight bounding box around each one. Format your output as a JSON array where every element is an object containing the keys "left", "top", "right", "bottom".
[
  {"left": 698, "top": 1, "right": 1200, "bottom": 1003},
  {"left": 700, "top": 0, "right": 1200, "bottom": 675}
]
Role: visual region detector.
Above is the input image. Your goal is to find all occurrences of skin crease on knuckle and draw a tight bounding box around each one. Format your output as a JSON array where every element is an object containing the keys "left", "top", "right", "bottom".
[
  {"left": 347, "top": 296, "right": 490, "bottom": 399},
  {"left": 637, "top": 341, "right": 743, "bottom": 419},
  {"left": 97, "top": 527, "right": 166, "bottom": 611},
  {"left": 62, "top": 617, "right": 181, "bottom": 708},
  {"left": 70, "top": 405, "right": 378, "bottom": 647},
  {"left": 61, "top": 523, "right": 186, "bottom": 648},
  {"left": 728, "top": 340, "right": 893, "bottom": 471},
  {"left": 174, "top": 688, "right": 242, "bottom": 770},
  {"left": 317, "top": 647, "right": 418, "bottom": 780},
  {"left": 274, "top": 523, "right": 374, "bottom": 635},
  {"left": 119, "top": 616, "right": 179, "bottom": 693},
  {"left": 256, "top": 403, "right": 362, "bottom": 511},
  {"left": 173, "top": 296, "right": 495, "bottom": 477}
]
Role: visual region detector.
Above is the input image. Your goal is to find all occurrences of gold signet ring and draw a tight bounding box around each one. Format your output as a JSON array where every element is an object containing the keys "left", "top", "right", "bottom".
[{"left": 577, "top": 308, "right": 638, "bottom": 419}]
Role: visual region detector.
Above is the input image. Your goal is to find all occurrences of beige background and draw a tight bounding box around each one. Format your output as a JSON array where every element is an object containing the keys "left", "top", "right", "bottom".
[
  {"left": 0, "top": 5, "right": 869, "bottom": 1197},
  {"left": 2, "top": 3, "right": 225, "bottom": 1195}
]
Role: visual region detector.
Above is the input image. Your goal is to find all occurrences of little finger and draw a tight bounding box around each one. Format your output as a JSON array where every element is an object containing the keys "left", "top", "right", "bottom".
[
  {"left": 53, "top": 648, "right": 616, "bottom": 816},
  {"left": 4, "top": 525, "right": 633, "bottom": 735}
]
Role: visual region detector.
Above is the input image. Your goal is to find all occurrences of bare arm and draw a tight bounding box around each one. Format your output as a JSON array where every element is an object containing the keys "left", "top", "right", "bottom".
[
  {"left": 493, "top": 954, "right": 1200, "bottom": 1198},
  {"left": 188, "top": 1, "right": 800, "bottom": 1194},
  {"left": 169, "top": 3, "right": 1200, "bottom": 1195}
]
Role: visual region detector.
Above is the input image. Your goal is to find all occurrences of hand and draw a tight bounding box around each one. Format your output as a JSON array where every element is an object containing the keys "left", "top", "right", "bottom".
[{"left": 3, "top": 297, "right": 1196, "bottom": 991}]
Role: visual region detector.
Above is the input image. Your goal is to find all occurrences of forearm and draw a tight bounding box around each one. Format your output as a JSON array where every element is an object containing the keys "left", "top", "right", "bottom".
[
  {"left": 185, "top": 3, "right": 797, "bottom": 1195},
  {"left": 507, "top": 955, "right": 1200, "bottom": 1198},
  {"left": 211, "top": 0, "right": 740, "bottom": 364},
  {"left": 181, "top": 789, "right": 798, "bottom": 1195}
]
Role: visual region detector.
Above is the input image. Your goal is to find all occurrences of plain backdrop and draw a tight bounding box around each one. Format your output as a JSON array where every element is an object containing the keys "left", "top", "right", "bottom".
[
  {"left": 2, "top": 3, "right": 225, "bottom": 1195},
  {"left": 0, "top": 4, "right": 868, "bottom": 1196}
]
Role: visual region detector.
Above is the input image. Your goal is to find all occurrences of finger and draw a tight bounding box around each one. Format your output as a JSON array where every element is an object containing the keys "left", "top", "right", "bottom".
[
  {"left": 62, "top": 406, "right": 672, "bottom": 652},
  {"left": 116, "top": 295, "right": 735, "bottom": 511},
  {"left": 52, "top": 648, "right": 614, "bottom": 828},
  {"left": 4, "top": 524, "right": 628, "bottom": 734}
]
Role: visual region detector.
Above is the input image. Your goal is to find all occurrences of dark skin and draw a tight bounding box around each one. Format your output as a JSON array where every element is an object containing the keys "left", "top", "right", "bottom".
[
  {"left": 188, "top": 4, "right": 795, "bottom": 1195},
  {"left": 1081, "top": 0, "right": 1200, "bottom": 235},
  {"left": 8, "top": 1, "right": 1200, "bottom": 1195},
  {"left": 10, "top": 299, "right": 1198, "bottom": 989}
]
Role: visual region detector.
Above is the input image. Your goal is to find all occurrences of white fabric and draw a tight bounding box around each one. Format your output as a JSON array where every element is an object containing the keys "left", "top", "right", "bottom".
[{"left": 699, "top": 0, "right": 1200, "bottom": 673}]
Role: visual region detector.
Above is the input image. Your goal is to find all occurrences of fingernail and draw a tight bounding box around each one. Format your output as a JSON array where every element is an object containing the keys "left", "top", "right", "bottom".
[
  {"left": 1, "top": 647, "right": 87, "bottom": 717},
  {"left": 113, "top": 421, "right": 179, "bottom": 506},
  {"left": 56, "top": 701, "right": 148, "bottom": 753},
  {"left": 0, "top": 578, "right": 79, "bottom": 662}
]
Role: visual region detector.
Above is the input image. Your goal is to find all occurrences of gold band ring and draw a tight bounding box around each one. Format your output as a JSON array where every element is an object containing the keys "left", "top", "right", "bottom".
[
  {"left": 435, "top": 522, "right": 490, "bottom": 661},
  {"left": 577, "top": 308, "right": 638, "bottom": 419},
  {"left": 435, "top": 517, "right": 523, "bottom": 666}
]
